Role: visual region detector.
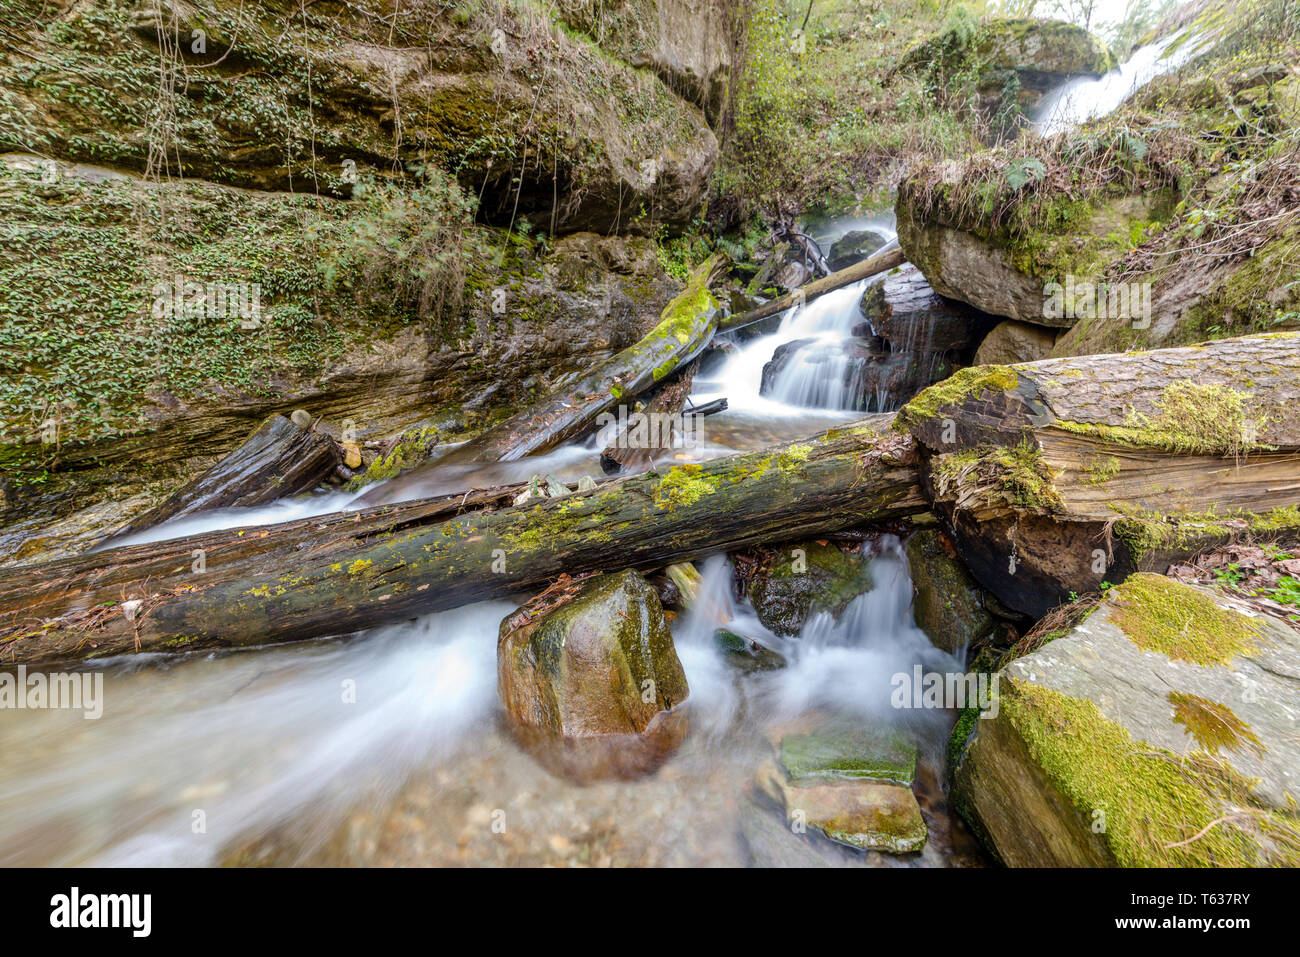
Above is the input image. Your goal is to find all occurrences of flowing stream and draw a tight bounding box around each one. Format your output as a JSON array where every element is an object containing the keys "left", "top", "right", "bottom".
[{"left": 0, "top": 218, "right": 994, "bottom": 866}]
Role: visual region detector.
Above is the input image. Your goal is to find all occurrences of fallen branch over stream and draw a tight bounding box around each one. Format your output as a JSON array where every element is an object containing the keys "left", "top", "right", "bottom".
[{"left": 0, "top": 420, "right": 925, "bottom": 664}]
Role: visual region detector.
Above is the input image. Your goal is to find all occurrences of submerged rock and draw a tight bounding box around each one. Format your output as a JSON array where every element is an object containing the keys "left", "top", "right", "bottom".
[
  {"left": 497, "top": 570, "right": 690, "bottom": 783},
  {"left": 779, "top": 718, "right": 918, "bottom": 787},
  {"left": 712, "top": 629, "right": 787, "bottom": 672},
  {"left": 952, "top": 573, "right": 1300, "bottom": 866},
  {"left": 904, "top": 529, "right": 997, "bottom": 654},
  {"left": 744, "top": 542, "right": 875, "bottom": 637},
  {"left": 759, "top": 722, "right": 930, "bottom": 858}
]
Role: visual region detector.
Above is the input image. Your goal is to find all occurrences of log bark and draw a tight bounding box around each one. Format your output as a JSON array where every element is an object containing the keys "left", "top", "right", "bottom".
[
  {"left": 900, "top": 333, "right": 1300, "bottom": 616},
  {"left": 719, "top": 245, "right": 905, "bottom": 334},
  {"left": 398, "top": 254, "right": 727, "bottom": 478},
  {"left": 0, "top": 421, "right": 925, "bottom": 664},
  {"left": 599, "top": 360, "right": 699, "bottom": 475},
  {"left": 103, "top": 414, "right": 341, "bottom": 542}
]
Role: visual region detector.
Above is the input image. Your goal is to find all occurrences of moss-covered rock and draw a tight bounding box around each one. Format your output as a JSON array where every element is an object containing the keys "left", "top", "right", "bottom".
[
  {"left": 904, "top": 528, "right": 997, "bottom": 654},
  {"left": 755, "top": 758, "right": 927, "bottom": 854},
  {"left": 497, "top": 570, "right": 690, "bottom": 783},
  {"left": 778, "top": 718, "right": 918, "bottom": 787},
  {"left": 744, "top": 541, "right": 875, "bottom": 637},
  {"left": 953, "top": 574, "right": 1300, "bottom": 866}
]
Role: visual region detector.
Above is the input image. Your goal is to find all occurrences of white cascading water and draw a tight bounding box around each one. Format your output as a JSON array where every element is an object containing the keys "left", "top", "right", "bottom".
[{"left": 1033, "top": 28, "right": 1214, "bottom": 136}]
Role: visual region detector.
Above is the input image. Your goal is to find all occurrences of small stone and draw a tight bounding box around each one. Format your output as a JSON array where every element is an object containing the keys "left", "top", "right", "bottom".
[{"left": 289, "top": 408, "right": 312, "bottom": 429}]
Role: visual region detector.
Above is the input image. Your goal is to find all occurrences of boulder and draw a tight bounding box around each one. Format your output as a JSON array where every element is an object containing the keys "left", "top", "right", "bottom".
[
  {"left": 827, "top": 229, "right": 887, "bottom": 271},
  {"left": 712, "top": 630, "right": 787, "bottom": 672},
  {"left": 756, "top": 718, "right": 926, "bottom": 853},
  {"left": 904, "top": 529, "right": 997, "bottom": 654},
  {"left": 973, "top": 320, "right": 1058, "bottom": 365},
  {"left": 744, "top": 542, "right": 875, "bottom": 637},
  {"left": 497, "top": 570, "right": 690, "bottom": 782},
  {"left": 858, "top": 263, "right": 991, "bottom": 356},
  {"left": 952, "top": 573, "right": 1300, "bottom": 866}
]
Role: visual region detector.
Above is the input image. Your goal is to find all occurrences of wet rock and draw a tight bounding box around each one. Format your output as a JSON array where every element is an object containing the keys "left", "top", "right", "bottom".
[
  {"left": 756, "top": 759, "right": 927, "bottom": 854},
  {"left": 779, "top": 718, "right": 918, "bottom": 787},
  {"left": 904, "top": 529, "right": 997, "bottom": 655},
  {"left": 973, "top": 319, "right": 1058, "bottom": 365},
  {"left": 759, "top": 337, "right": 929, "bottom": 413},
  {"left": 745, "top": 542, "right": 875, "bottom": 637},
  {"left": 497, "top": 570, "right": 690, "bottom": 783},
  {"left": 860, "top": 263, "right": 991, "bottom": 355},
  {"left": 712, "top": 630, "right": 787, "bottom": 672},
  {"left": 828, "top": 229, "right": 887, "bottom": 271},
  {"left": 952, "top": 573, "right": 1300, "bottom": 866}
]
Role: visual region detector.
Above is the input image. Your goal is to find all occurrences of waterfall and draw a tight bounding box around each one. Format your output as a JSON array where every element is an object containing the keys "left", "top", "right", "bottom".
[{"left": 1033, "top": 28, "right": 1215, "bottom": 136}]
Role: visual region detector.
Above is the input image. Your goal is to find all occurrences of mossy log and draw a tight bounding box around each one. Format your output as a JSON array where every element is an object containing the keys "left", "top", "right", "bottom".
[
  {"left": 0, "top": 421, "right": 926, "bottom": 664},
  {"left": 898, "top": 332, "right": 1300, "bottom": 616},
  {"left": 103, "top": 414, "right": 342, "bottom": 543},
  {"left": 719, "top": 245, "right": 906, "bottom": 334},
  {"left": 421, "top": 255, "right": 727, "bottom": 471}
]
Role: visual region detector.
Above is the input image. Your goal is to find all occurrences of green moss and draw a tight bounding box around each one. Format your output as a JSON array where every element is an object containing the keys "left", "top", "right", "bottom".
[
  {"left": 1108, "top": 573, "right": 1260, "bottom": 666},
  {"left": 934, "top": 439, "right": 1063, "bottom": 512},
  {"left": 899, "top": 364, "right": 1020, "bottom": 423},
  {"left": 1002, "top": 681, "right": 1300, "bottom": 867},
  {"left": 1168, "top": 691, "right": 1266, "bottom": 757},
  {"left": 1056, "top": 382, "right": 1272, "bottom": 458},
  {"left": 345, "top": 425, "right": 441, "bottom": 490},
  {"left": 1111, "top": 504, "right": 1300, "bottom": 561},
  {"left": 653, "top": 463, "right": 717, "bottom": 510},
  {"left": 1084, "top": 454, "right": 1121, "bottom": 487},
  {"left": 780, "top": 721, "right": 917, "bottom": 787}
]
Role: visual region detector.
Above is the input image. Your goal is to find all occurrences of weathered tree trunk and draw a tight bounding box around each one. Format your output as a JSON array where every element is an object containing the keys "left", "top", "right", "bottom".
[
  {"left": 0, "top": 421, "right": 925, "bottom": 664},
  {"left": 719, "top": 245, "right": 905, "bottom": 334},
  {"left": 599, "top": 360, "right": 699, "bottom": 475},
  {"left": 103, "top": 414, "right": 341, "bottom": 542},
  {"left": 900, "top": 333, "right": 1300, "bottom": 616},
  {"left": 399, "top": 255, "right": 727, "bottom": 478}
]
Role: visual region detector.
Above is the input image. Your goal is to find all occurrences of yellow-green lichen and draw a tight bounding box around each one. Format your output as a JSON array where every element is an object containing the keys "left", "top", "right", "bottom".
[
  {"left": 653, "top": 463, "right": 718, "bottom": 510},
  {"left": 934, "top": 439, "right": 1063, "bottom": 512}
]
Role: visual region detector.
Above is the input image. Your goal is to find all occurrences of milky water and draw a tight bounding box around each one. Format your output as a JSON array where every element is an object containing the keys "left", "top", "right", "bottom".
[
  {"left": 0, "top": 216, "right": 983, "bottom": 866},
  {"left": 0, "top": 538, "right": 976, "bottom": 866},
  {"left": 1033, "top": 29, "right": 1216, "bottom": 136}
]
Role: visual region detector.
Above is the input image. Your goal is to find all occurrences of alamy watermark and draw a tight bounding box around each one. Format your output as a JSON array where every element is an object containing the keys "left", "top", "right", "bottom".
[
  {"left": 1044, "top": 275, "right": 1152, "bottom": 329},
  {"left": 151, "top": 276, "right": 263, "bottom": 328},
  {"left": 0, "top": 666, "right": 103, "bottom": 719},
  {"left": 595, "top": 406, "right": 705, "bottom": 450},
  {"left": 890, "top": 666, "right": 999, "bottom": 718}
]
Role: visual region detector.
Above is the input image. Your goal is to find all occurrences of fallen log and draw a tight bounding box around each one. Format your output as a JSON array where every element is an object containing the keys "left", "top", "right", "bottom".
[
  {"left": 898, "top": 332, "right": 1300, "bottom": 616},
  {"left": 103, "top": 414, "right": 341, "bottom": 542},
  {"left": 599, "top": 360, "right": 699, "bottom": 475},
  {"left": 0, "top": 420, "right": 925, "bottom": 664},
  {"left": 402, "top": 254, "right": 727, "bottom": 477},
  {"left": 718, "top": 244, "right": 905, "bottom": 335}
]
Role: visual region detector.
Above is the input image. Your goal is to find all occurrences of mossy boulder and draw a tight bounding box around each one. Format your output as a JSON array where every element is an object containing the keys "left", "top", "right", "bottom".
[
  {"left": 952, "top": 573, "right": 1300, "bottom": 866},
  {"left": 904, "top": 529, "right": 997, "bottom": 654},
  {"left": 779, "top": 718, "right": 918, "bottom": 787},
  {"left": 756, "top": 759, "right": 927, "bottom": 854},
  {"left": 745, "top": 542, "right": 875, "bottom": 637},
  {"left": 827, "top": 229, "right": 887, "bottom": 271},
  {"left": 497, "top": 570, "right": 690, "bottom": 783}
]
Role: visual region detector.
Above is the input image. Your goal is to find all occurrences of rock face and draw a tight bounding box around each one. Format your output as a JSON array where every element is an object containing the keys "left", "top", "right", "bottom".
[
  {"left": 497, "top": 570, "right": 690, "bottom": 783},
  {"left": 0, "top": 158, "right": 679, "bottom": 565},
  {"left": 904, "top": 529, "right": 996, "bottom": 655},
  {"left": 952, "top": 573, "right": 1300, "bottom": 866},
  {"left": 2, "top": 0, "right": 729, "bottom": 234},
  {"left": 757, "top": 718, "right": 927, "bottom": 853},
  {"left": 973, "top": 320, "right": 1058, "bottom": 365},
  {"left": 744, "top": 542, "right": 875, "bottom": 637}
]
